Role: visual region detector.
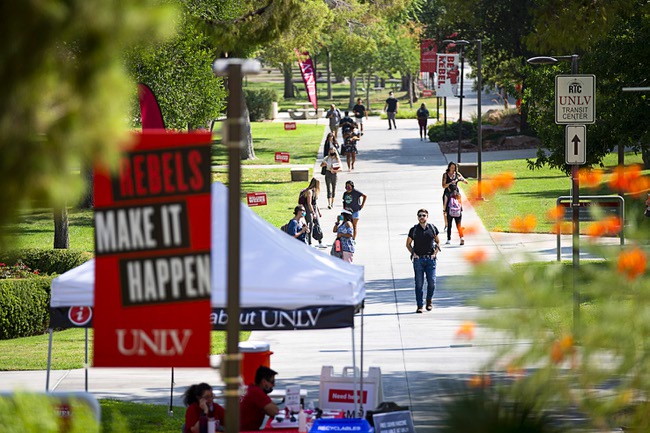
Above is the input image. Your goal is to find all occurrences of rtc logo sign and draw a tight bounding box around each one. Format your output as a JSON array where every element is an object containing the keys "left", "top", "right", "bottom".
[{"left": 555, "top": 75, "right": 596, "bottom": 124}]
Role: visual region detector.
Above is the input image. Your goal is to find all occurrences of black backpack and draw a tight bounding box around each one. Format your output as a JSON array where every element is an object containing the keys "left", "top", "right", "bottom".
[
  {"left": 280, "top": 219, "right": 293, "bottom": 234},
  {"left": 411, "top": 223, "right": 439, "bottom": 252},
  {"left": 298, "top": 188, "right": 308, "bottom": 207}
]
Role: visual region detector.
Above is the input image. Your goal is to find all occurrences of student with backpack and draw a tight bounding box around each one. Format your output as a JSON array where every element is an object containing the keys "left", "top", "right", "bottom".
[
  {"left": 299, "top": 178, "right": 323, "bottom": 247},
  {"left": 405, "top": 209, "right": 440, "bottom": 313},
  {"left": 284, "top": 205, "right": 309, "bottom": 243},
  {"left": 443, "top": 184, "right": 464, "bottom": 245}
]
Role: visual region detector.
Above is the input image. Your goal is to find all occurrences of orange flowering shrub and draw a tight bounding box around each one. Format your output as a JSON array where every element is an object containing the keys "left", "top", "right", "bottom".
[
  {"left": 608, "top": 164, "right": 649, "bottom": 196},
  {"left": 586, "top": 216, "right": 622, "bottom": 237},
  {"left": 550, "top": 221, "right": 572, "bottom": 234},
  {"left": 550, "top": 335, "right": 574, "bottom": 364},
  {"left": 461, "top": 223, "right": 480, "bottom": 236},
  {"left": 617, "top": 247, "right": 647, "bottom": 280},
  {"left": 455, "top": 321, "right": 475, "bottom": 340},
  {"left": 463, "top": 248, "right": 488, "bottom": 265},
  {"left": 509, "top": 214, "right": 537, "bottom": 233},
  {"left": 546, "top": 205, "right": 566, "bottom": 221},
  {"left": 492, "top": 172, "right": 515, "bottom": 190},
  {"left": 468, "top": 375, "right": 492, "bottom": 388},
  {"left": 466, "top": 172, "right": 516, "bottom": 202},
  {"left": 578, "top": 168, "right": 603, "bottom": 188}
]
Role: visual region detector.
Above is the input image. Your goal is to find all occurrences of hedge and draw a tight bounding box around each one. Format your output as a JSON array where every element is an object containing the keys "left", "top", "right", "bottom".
[
  {"left": 244, "top": 88, "right": 278, "bottom": 121},
  {"left": 0, "top": 249, "right": 93, "bottom": 275},
  {"left": 428, "top": 120, "right": 476, "bottom": 143},
  {"left": 0, "top": 277, "right": 54, "bottom": 340}
]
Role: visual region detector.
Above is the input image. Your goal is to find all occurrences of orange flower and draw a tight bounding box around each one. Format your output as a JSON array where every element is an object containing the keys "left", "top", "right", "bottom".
[
  {"left": 629, "top": 176, "right": 650, "bottom": 197},
  {"left": 585, "top": 216, "right": 621, "bottom": 237},
  {"left": 468, "top": 375, "right": 492, "bottom": 388},
  {"left": 461, "top": 223, "right": 480, "bottom": 236},
  {"left": 492, "top": 172, "right": 515, "bottom": 190},
  {"left": 506, "top": 364, "right": 525, "bottom": 379},
  {"left": 608, "top": 165, "right": 643, "bottom": 192},
  {"left": 455, "top": 321, "right": 475, "bottom": 340},
  {"left": 510, "top": 214, "right": 537, "bottom": 233},
  {"left": 467, "top": 180, "right": 496, "bottom": 201},
  {"left": 463, "top": 248, "right": 488, "bottom": 265},
  {"left": 550, "top": 335, "right": 574, "bottom": 364},
  {"left": 551, "top": 221, "right": 572, "bottom": 235},
  {"left": 546, "top": 205, "right": 566, "bottom": 221},
  {"left": 586, "top": 222, "right": 606, "bottom": 237},
  {"left": 617, "top": 248, "right": 647, "bottom": 280},
  {"left": 578, "top": 168, "right": 603, "bottom": 188}
]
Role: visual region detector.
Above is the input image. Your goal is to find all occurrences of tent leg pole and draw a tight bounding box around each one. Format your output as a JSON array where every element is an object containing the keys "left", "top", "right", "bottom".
[
  {"left": 169, "top": 367, "right": 175, "bottom": 416},
  {"left": 85, "top": 327, "right": 89, "bottom": 392},
  {"left": 351, "top": 326, "right": 358, "bottom": 417},
  {"left": 46, "top": 328, "right": 53, "bottom": 392},
  {"left": 359, "top": 305, "right": 364, "bottom": 418}
]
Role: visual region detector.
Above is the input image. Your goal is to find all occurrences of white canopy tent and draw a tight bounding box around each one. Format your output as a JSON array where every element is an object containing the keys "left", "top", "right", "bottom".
[{"left": 47, "top": 182, "right": 366, "bottom": 411}]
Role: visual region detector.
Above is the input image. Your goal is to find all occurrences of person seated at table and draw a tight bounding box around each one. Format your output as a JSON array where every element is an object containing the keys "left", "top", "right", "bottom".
[
  {"left": 184, "top": 382, "right": 225, "bottom": 433},
  {"left": 240, "top": 366, "right": 280, "bottom": 430}
]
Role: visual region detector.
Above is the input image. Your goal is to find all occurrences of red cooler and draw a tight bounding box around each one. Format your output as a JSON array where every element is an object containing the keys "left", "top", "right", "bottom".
[{"left": 239, "top": 341, "right": 273, "bottom": 385}]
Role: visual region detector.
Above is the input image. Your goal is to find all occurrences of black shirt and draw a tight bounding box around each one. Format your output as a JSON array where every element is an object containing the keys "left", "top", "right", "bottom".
[
  {"left": 385, "top": 98, "right": 398, "bottom": 112},
  {"left": 408, "top": 223, "right": 439, "bottom": 256},
  {"left": 353, "top": 104, "right": 366, "bottom": 118}
]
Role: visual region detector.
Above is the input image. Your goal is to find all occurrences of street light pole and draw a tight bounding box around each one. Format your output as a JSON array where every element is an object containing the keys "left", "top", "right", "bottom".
[
  {"left": 457, "top": 46, "right": 465, "bottom": 163},
  {"left": 527, "top": 54, "right": 581, "bottom": 337},
  {"left": 212, "top": 58, "right": 261, "bottom": 433},
  {"left": 476, "top": 40, "right": 483, "bottom": 199}
]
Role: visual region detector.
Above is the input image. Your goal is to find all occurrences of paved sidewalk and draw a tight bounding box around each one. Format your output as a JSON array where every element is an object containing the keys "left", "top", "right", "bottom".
[{"left": 1, "top": 110, "right": 614, "bottom": 430}]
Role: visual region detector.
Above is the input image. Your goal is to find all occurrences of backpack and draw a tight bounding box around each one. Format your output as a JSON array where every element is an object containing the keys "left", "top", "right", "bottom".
[
  {"left": 448, "top": 196, "right": 462, "bottom": 218},
  {"left": 280, "top": 219, "right": 293, "bottom": 234},
  {"left": 411, "top": 223, "right": 440, "bottom": 253},
  {"left": 298, "top": 188, "right": 308, "bottom": 207},
  {"left": 312, "top": 220, "right": 323, "bottom": 241}
]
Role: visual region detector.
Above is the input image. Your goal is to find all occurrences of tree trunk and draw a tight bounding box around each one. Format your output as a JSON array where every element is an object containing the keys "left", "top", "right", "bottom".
[
  {"left": 79, "top": 166, "right": 93, "bottom": 209},
  {"left": 240, "top": 101, "right": 256, "bottom": 160},
  {"left": 53, "top": 206, "right": 69, "bottom": 249},
  {"left": 400, "top": 75, "right": 408, "bottom": 92},
  {"left": 642, "top": 145, "right": 650, "bottom": 169},
  {"left": 282, "top": 63, "right": 295, "bottom": 99},
  {"left": 406, "top": 73, "right": 414, "bottom": 108},
  {"left": 348, "top": 76, "right": 356, "bottom": 110},
  {"left": 366, "top": 73, "right": 371, "bottom": 112},
  {"left": 326, "top": 49, "right": 333, "bottom": 100}
]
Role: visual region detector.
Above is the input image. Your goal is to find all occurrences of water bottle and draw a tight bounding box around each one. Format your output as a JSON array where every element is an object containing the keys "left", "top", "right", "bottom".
[
  {"left": 207, "top": 417, "right": 216, "bottom": 433},
  {"left": 298, "top": 406, "right": 307, "bottom": 433}
]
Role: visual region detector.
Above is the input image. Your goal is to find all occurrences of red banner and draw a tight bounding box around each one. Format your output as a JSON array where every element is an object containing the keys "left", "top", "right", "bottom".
[
  {"left": 284, "top": 122, "right": 297, "bottom": 131},
  {"left": 275, "top": 152, "right": 290, "bottom": 163},
  {"left": 420, "top": 39, "right": 437, "bottom": 73},
  {"left": 93, "top": 131, "right": 212, "bottom": 367},
  {"left": 246, "top": 192, "right": 268, "bottom": 207},
  {"left": 295, "top": 50, "right": 318, "bottom": 110}
]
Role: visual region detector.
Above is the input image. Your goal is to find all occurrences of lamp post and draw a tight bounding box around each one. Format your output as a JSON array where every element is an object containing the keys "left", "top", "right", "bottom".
[
  {"left": 212, "top": 58, "right": 261, "bottom": 433},
  {"left": 527, "top": 54, "right": 581, "bottom": 337},
  {"left": 443, "top": 39, "right": 483, "bottom": 196},
  {"left": 443, "top": 39, "right": 469, "bottom": 163}
]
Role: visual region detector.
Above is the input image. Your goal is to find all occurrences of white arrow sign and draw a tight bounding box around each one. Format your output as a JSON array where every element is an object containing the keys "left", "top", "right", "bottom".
[{"left": 566, "top": 125, "right": 586, "bottom": 165}]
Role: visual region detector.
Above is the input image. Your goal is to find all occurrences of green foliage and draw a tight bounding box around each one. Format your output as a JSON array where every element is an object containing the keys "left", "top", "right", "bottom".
[
  {"left": 0, "top": 393, "right": 103, "bottom": 433},
  {"left": 0, "top": 249, "right": 92, "bottom": 276},
  {"left": 427, "top": 120, "right": 475, "bottom": 142},
  {"left": 0, "top": 277, "right": 53, "bottom": 340},
  {"left": 0, "top": 0, "right": 177, "bottom": 247},
  {"left": 244, "top": 89, "right": 279, "bottom": 121},
  {"left": 0, "top": 261, "right": 41, "bottom": 280},
  {"left": 128, "top": 9, "right": 227, "bottom": 130},
  {"left": 101, "top": 400, "right": 183, "bottom": 433}
]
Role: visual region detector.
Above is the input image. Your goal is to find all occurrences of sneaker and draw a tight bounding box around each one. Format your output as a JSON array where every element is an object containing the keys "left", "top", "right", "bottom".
[
  {"left": 388, "top": 128, "right": 392, "bottom": 130},
  {"left": 443, "top": 226, "right": 447, "bottom": 231},
  {"left": 460, "top": 239, "right": 465, "bottom": 245},
  {"left": 445, "top": 240, "right": 451, "bottom": 245},
  {"left": 426, "top": 299, "right": 432, "bottom": 311},
  {"left": 327, "top": 205, "right": 332, "bottom": 209},
  {"left": 416, "top": 307, "right": 423, "bottom": 313}
]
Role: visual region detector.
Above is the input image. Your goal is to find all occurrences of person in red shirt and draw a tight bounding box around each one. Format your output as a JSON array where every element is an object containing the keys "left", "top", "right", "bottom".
[
  {"left": 184, "top": 383, "right": 225, "bottom": 433},
  {"left": 240, "top": 366, "right": 280, "bottom": 430}
]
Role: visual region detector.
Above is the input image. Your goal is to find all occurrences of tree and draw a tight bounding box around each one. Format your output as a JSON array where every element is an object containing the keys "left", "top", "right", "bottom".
[
  {"left": 0, "top": 0, "right": 176, "bottom": 247},
  {"left": 127, "top": 10, "right": 227, "bottom": 130}
]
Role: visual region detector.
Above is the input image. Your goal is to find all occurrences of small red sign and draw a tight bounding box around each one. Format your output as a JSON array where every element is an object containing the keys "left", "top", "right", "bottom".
[
  {"left": 422, "top": 89, "right": 433, "bottom": 97},
  {"left": 284, "top": 122, "right": 297, "bottom": 130},
  {"left": 247, "top": 192, "right": 268, "bottom": 207},
  {"left": 328, "top": 389, "right": 368, "bottom": 404},
  {"left": 275, "top": 152, "right": 290, "bottom": 163},
  {"left": 68, "top": 306, "right": 93, "bottom": 326}
]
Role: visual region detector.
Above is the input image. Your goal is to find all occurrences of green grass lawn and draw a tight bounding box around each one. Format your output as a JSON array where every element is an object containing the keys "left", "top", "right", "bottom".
[
  {"left": 473, "top": 151, "right": 649, "bottom": 233},
  {"left": 0, "top": 329, "right": 250, "bottom": 371},
  {"left": 101, "top": 400, "right": 185, "bottom": 433}
]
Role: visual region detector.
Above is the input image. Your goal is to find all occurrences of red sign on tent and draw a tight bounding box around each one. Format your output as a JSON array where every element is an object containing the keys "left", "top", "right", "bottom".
[{"left": 93, "top": 131, "right": 212, "bottom": 367}]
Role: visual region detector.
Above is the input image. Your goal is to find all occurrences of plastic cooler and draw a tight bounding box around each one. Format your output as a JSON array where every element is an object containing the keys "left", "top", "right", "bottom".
[{"left": 239, "top": 341, "right": 273, "bottom": 385}]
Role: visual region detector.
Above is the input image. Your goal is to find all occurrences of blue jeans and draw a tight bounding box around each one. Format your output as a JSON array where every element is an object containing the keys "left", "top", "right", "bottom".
[{"left": 413, "top": 257, "right": 437, "bottom": 307}]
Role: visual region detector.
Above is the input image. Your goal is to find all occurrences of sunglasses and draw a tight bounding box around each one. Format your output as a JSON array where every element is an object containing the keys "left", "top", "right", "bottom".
[{"left": 418, "top": 214, "right": 427, "bottom": 218}]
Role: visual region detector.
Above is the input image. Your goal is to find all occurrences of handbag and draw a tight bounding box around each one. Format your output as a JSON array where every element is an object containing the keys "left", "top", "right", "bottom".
[
  {"left": 321, "top": 166, "right": 327, "bottom": 175},
  {"left": 312, "top": 221, "right": 323, "bottom": 241},
  {"left": 330, "top": 238, "right": 343, "bottom": 258}
]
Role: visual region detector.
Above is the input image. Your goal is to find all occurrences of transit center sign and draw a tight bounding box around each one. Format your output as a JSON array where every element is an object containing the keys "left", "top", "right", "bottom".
[{"left": 555, "top": 74, "right": 596, "bottom": 124}]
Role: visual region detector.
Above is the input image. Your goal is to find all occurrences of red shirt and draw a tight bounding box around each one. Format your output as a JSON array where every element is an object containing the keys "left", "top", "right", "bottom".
[
  {"left": 185, "top": 402, "right": 225, "bottom": 433},
  {"left": 240, "top": 384, "right": 272, "bottom": 431}
]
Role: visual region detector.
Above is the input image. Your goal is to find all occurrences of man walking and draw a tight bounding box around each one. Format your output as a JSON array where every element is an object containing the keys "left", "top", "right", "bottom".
[
  {"left": 405, "top": 209, "right": 440, "bottom": 313},
  {"left": 352, "top": 98, "right": 367, "bottom": 134},
  {"left": 383, "top": 91, "right": 398, "bottom": 130},
  {"left": 326, "top": 104, "right": 342, "bottom": 139}
]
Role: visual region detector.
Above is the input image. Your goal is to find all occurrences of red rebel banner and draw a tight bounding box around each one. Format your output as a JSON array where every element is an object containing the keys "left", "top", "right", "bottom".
[
  {"left": 247, "top": 192, "right": 268, "bottom": 207},
  {"left": 436, "top": 53, "right": 459, "bottom": 98},
  {"left": 284, "top": 122, "right": 297, "bottom": 131},
  {"left": 275, "top": 152, "right": 290, "bottom": 163},
  {"left": 295, "top": 50, "right": 318, "bottom": 110},
  {"left": 420, "top": 39, "right": 437, "bottom": 73},
  {"left": 93, "top": 131, "right": 212, "bottom": 367}
]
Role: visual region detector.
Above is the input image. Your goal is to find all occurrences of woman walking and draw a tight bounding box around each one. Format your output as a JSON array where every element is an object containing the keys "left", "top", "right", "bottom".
[
  {"left": 333, "top": 209, "right": 355, "bottom": 262},
  {"left": 441, "top": 162, "right": 468, "bottom": 228},
  {"left": 323, "top": 132, "right": 339, "bottom": 158},
  {"left": 321, "top": 147, "right": 342, "bottom": 209},
  {"left": 443, "top": 184, "right": 464, "bottom": 245},
  {"left": 299, "top": 178, "right": 323, "bottom": 246},
  {"left": 416, "top": 103, "right": 430, "bottom": 141}
]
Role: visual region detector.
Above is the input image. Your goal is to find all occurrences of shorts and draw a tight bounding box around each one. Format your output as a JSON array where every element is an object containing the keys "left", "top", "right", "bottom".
[
  {"left": 355, "top": 117, "right": 364, "bottom": 124},
  {"left": 418, "top": 118, "right": 427, "bottom": 127},
  {"left": 352, "top": 211, "right": 360, "bottom": 219}
]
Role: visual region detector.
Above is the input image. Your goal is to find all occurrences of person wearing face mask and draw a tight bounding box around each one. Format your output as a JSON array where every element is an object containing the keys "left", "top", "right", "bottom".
[
  {"left": 287, "top": 206, "right": 309, "bottom": 243},
  {"left": 183, "top": 383, "right": 225, "bottom": 433},
  {"left": 240, "top": 366, "right": 280, "bottom": 431},
  {"left": 342, "top": 180, "right": 367, "bottom": 240},
  {"left": 321, "top": 147, "right": 342, "bottom": 209}
]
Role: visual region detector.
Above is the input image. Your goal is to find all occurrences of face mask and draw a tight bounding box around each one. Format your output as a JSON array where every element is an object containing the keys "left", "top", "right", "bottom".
[
  {"left": 264, "top": 386, "right": 273, "bottom": 394},
  {"left": 302, "top": 211, "right": 306, "bottom": 216}
]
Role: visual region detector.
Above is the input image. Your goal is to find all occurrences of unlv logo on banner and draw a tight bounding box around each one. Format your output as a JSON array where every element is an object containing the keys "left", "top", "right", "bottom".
[{"left": 93, "top": 131, "right": 212, "bottom": 368}]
